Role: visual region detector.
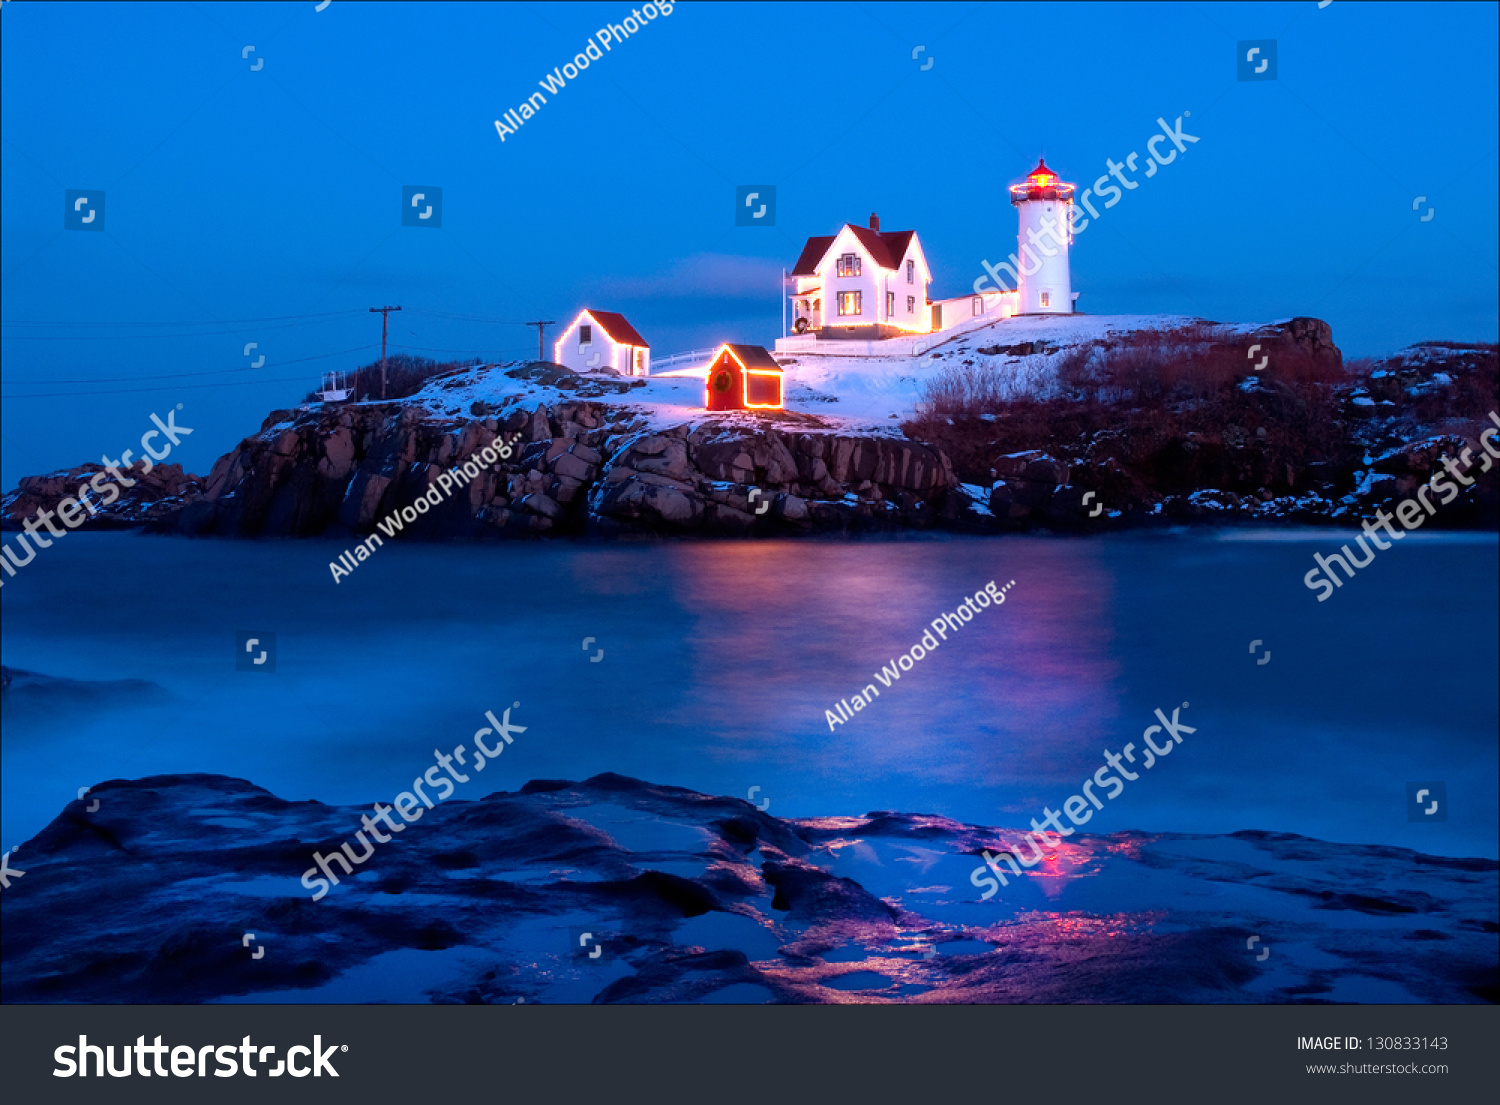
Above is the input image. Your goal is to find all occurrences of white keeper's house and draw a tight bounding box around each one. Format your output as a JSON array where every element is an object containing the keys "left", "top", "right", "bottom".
[
  {"left": 554, "top": 308, "right": 652, "bottom": 376},
  {"left": 788, "top": 214, "right": 935, "bottom": 340}
]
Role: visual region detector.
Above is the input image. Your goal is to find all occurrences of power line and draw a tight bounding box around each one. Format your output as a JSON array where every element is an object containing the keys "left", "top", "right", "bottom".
[
  {"left": 1, "top": 374, "right": 336, "bottom": 399},
  {"left": 0, "top": 345, "right": 379, "bottom": 394},
  {"left": 1, "top": 318, "right": 362, "bottom": 341},
  {"left": 2, "top": 310, "right": 366, "bottom": 329},
  {"left": 389, "top": 342, "right": 526, "bottom": 355},
  {"left": 404, "top": 308, "right": 537, "bottom": 325}
]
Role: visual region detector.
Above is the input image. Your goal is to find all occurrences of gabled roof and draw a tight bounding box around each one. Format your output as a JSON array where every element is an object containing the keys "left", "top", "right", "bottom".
[
  {"left": 791, "top": 235, "right": 837, "bottom": 277},
  {"left": 718, "top": 343, "right": 782, "bottom": 371},
  {"left": 791, "top": 225, "right": 919, "bottom": 276},
  {"left": 579, "top": 309, "right": 649, "bottom": 348}
]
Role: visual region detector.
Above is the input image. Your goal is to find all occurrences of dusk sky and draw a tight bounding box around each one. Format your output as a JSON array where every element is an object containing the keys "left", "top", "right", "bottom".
[{"left": 2, "top": 1, "right": 1496, "bottom": 481}]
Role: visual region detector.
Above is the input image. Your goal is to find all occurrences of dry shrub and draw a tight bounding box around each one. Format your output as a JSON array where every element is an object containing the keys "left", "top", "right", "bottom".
[
  {"left": 907, "top": 325, "right": 1359, "bottom": 486},
  {"left": 914, "top": 362, "right": 1011, "bottom": 420},
  {"left": 305, "top": 354, "right": 480, "bottom": 404}
]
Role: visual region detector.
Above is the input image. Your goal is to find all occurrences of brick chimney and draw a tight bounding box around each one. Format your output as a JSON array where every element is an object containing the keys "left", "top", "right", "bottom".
[{"left": 869, "top": 212, "right": 880, "bottom": 231}]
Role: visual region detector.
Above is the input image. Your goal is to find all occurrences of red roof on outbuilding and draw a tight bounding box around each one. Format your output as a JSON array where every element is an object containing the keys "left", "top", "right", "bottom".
[
  {"left": 719, "top": 343, "right": 782, "bottom": 371},
  {"left": 581, "top": 309, "right": 650, "bottom": 348}
]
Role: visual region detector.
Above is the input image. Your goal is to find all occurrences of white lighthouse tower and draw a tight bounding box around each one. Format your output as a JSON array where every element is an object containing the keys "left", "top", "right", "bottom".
[{"left": 1009, "top": 158, "right": 1075, "bottom": 314}]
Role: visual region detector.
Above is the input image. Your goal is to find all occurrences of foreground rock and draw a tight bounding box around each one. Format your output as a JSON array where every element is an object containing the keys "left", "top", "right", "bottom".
[{"left": 2, "top": 773, "right": 1493, "bottom": 1004}]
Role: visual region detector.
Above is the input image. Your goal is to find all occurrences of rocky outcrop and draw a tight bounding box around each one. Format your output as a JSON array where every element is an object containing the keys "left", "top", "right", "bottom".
[
  {"left": 956, "top": 341, "right": 1498, "bottom": 531},
  {"left": 0, "top": 462, "right": 200, "bottom": 531},
  {"left": 0, "top": 666, "right": 171, "bottom": 718},
  {"left": 3, "top": 772, "right": 1493, "bottom": 1003},
  {"left": 142, "top": 367, "right": 963, "bottom": 538},
  {"left": 1203, "top": 316, "right": 1343, "bottom": 371},
  {"left": 164, "top": 395, "right": 631, "bottom": 538},
  {"left": 593, "top": 425, "right": 958, "bottom": 534},
  {"left": 5, "top": 341, "right": 1493, "bottom": 540}
]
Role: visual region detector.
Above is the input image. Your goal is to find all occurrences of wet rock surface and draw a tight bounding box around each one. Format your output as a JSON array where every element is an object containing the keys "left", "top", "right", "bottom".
[{"left": 2, "top": 773, "right": 1493, "bottom": 1004}]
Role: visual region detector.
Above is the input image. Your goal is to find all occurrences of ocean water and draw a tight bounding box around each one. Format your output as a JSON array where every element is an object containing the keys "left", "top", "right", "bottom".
[{"left": 2, "top": 529, "right": 1495, "bottom": 859}]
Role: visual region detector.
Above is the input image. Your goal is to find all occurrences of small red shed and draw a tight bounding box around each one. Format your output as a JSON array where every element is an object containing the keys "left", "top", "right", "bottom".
[{"left": 704, "top": 344, "right": 784, "bottom": 411}]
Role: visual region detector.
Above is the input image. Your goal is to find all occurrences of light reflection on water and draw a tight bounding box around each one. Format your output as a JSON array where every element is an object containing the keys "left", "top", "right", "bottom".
[{"left": 1, "top": 530, "right": 1494, "bottom": 859}]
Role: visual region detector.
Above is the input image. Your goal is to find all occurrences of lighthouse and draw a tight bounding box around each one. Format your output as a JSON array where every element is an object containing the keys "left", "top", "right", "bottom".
[{"left": 1009, "top": 158, "right": 1075, "bottom": 314}]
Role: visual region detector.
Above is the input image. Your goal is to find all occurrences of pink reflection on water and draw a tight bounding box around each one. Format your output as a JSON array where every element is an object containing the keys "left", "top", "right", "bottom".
[{"left": 662, "top": 540, "right": 1124, "bottom": 796}]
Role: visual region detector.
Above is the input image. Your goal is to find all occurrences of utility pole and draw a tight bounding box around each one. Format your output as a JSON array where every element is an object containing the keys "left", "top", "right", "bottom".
[
  {"left": 526, "top": 320, "right": 556, "bottom": 363},
  {"left": 369, "top": 305, "right": 402, "bottom": 399}
]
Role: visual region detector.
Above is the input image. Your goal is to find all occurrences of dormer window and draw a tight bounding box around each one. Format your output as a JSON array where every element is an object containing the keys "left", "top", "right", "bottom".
[{"left": 836, "top": 253, "right": 861, "bottom": 277}]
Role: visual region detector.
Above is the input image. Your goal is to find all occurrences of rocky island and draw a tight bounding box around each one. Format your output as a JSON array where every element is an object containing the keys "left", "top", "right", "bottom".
[{"left": 3, "top": 319, "right": 1496, "bottom": 541}]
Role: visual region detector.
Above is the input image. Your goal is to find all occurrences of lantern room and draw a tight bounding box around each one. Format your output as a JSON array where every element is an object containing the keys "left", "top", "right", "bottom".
[
  {"left": 1007, "top": 158, "right": 1076, "bottom": 204},
  {"left": 704, "top": 344, "right": 784, "bottom": 411}
]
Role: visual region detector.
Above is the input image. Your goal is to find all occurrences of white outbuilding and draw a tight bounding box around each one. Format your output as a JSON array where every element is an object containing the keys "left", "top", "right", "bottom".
[{"left": 554, "top": 309, "right": 651, "bottom": 376}]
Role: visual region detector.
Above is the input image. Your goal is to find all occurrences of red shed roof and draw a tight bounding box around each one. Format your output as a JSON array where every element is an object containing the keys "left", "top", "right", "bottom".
[
  {"left": 580, "top": 309, "right": 650, "bottom": 348},
  {"left": 790, "top": 225, "right": 918, "bottom": 276},
  {"left": 718, "top": 343, "right": 782, "bottom": 371}
]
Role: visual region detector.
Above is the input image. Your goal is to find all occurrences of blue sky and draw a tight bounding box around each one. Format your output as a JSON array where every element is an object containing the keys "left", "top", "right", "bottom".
[{"left": 2, "top": 1, "right": 1496, "bottom": 480}]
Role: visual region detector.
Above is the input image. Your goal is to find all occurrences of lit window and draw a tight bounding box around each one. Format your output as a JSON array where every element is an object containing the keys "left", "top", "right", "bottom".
[
  {"left": 907, "top": 295, "right": 915, "bottom": 313},
  {"left": 886, "top": 291, "right": 894, "bottom": 316},
  {"left": 906, "top": 259, "right": 914, "bottom": 284},
  {"left": 836, "top": 253, "right": 861, "bottom": 277},
  {"left": 1041, "top": 292, "right": 1050, "bottom": 307},
  {"left": 837, "top": 291, "right": 862, "bottom": 316},
  {"left": 580, "top": 324, "right": 592, "bottom": 344},
  {"left": 972, "top": 296, "right": 982, "bottom": 317}
]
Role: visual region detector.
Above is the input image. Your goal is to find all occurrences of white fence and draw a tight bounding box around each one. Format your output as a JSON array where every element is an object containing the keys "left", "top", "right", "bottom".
[{"left": 649, "top": 348, "right": 719, "bottom": 372}]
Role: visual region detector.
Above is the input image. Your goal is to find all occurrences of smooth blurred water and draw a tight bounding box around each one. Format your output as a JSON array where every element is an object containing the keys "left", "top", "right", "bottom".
[{"left": 2, "top": 529, "right": 1495, "bottom": 858}]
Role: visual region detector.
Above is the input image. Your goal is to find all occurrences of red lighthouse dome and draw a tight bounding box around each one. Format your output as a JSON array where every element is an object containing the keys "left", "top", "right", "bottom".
[{"left": 1010, "top": 157, "right": 1074, "bottom": 205}]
